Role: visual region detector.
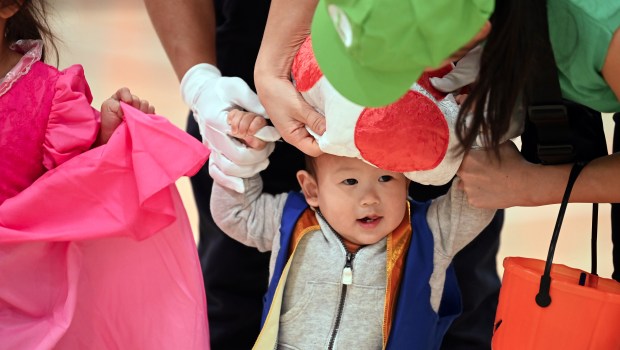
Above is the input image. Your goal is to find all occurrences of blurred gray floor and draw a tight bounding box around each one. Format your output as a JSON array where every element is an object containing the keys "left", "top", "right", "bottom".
[{"left": 53, "top": 0, "right": 615, "bottom": 278}]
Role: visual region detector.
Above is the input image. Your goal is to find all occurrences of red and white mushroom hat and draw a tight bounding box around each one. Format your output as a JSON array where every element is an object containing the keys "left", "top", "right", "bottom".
[{"left": 292, "top": 36, "right": 463, "bottom": 186}]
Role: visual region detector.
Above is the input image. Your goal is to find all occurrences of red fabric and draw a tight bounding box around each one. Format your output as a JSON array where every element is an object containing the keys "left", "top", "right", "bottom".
[
  {"left": 355, "top": 91, "right": 449, "bottom": 172},
  {"left": 292, "top": 37, "right": 323, "bottom": 92}
]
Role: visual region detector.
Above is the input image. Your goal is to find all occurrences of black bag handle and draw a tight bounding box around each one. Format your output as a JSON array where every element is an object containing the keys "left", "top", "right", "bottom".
[
  {"left": 535, "top": 161, "right": 598, "bottom": 307},
  {"left": 524, "top": 2, "right": 603, "bottom": 307}
]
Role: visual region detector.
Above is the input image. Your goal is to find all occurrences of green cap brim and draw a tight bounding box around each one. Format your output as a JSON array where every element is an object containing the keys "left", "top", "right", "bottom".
[{"left": 311, "top": 1, "right": 422, "bottom": 107}]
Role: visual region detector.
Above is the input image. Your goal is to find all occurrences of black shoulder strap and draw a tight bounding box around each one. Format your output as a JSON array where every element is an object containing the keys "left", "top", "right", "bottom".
[{"left": 525, "top": 3, "right": 575, "bottom": 165}]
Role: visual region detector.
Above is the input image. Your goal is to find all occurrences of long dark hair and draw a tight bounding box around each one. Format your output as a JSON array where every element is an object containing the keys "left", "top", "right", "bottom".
[
  {"left": 456, "top": 0, "right": 548, "bottom": 152},
  {"left": 3, "top": 0, "right": 58, "bottom": 63}
]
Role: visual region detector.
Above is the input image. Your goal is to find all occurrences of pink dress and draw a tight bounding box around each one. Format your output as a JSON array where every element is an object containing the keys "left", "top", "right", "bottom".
[
  {"left": 0, "top": 40, "right": 99, "bottom": 204},
  {"left": 0, "top": 41, "right": 210, "bottom": 349}
]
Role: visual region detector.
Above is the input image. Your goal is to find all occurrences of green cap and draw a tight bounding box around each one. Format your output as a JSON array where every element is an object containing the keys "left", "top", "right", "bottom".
[{"left": 311, "top": 0, "right": 494, "bottom": 107}]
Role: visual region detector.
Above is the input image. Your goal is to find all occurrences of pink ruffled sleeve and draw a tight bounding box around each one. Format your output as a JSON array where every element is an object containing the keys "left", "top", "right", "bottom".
[{"left": 42, "top": 64, "right": 100, "bottom": 170}]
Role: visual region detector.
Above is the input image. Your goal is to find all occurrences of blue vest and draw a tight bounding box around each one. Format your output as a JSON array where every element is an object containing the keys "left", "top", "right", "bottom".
[{"left": 262, "top": 192, "right": 462, "bottom": 350}]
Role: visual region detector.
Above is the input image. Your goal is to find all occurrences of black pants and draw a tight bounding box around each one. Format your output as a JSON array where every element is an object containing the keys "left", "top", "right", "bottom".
[
  {"left": 189, "top": 114, "right": 503, "bottom": 349},
  {"left": 441, "top": 212, "right": 503, "bottom": 349},
  {"left": 189, "top": 125, "right": 269, "bottom": 350}
]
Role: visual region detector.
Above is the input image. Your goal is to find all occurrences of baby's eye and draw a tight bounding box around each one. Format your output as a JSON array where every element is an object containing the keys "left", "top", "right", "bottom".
[
  {"left": 378, "top": 175, "right": 393, "bottom": 182},
  {"left": 342, "top": 178, "right": 358, "bottom": 185}
]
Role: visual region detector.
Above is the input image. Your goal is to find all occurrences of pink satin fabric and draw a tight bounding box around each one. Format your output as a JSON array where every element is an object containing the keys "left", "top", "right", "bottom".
[{"left": 0, "top": 104, "right": 210, "bottom": 349}]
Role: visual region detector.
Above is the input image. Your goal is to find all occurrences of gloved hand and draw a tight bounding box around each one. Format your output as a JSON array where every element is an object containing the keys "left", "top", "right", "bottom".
[
  {"left": 181, "top": 63, "right": 280, "bottom": 193},
  {"left": 429, "top": 44, "right": 483, "bottom": 93}
]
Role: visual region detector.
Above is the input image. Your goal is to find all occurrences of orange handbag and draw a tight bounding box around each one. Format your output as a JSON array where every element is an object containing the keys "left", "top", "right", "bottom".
[{"left": 492, "top": 163, "right": 620, "bottom": 350}]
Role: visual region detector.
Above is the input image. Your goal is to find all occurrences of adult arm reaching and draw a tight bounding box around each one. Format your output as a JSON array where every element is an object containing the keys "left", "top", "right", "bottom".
[
  {"left": 254, "top": 0, "right": 325, "bottom": 157},
  {"left": 458, "top": 27, "right": 620, "bottom": 209},
  {"left": 457, "top": 141, "right": 620, "bottom": 208},
  {"left": 144, "top": 0, "right": 277, "bottom": 192},
  {"left": 143, "top": 0, "right": 216, "bottom": 80}
]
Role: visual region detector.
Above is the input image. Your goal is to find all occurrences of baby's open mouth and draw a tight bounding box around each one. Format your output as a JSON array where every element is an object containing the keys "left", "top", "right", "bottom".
[{"left": 358, "top": 216, "right": 380, "bottom": 223}]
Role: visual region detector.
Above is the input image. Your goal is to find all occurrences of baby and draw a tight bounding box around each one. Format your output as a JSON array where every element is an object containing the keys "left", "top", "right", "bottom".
[{"left": 211, "top": 109, "right": 495, "bottom": 349}]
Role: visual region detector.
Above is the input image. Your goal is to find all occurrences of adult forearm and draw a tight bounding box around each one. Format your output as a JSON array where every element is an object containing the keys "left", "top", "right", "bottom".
[
  {"left": 253, "top": 0, "right": 325, "bottom": 156},
  {"left": 144, "top": 0, "right": 217, "bottom": 81},
  {"left": 255, "top": 0, "right": 318, "bottom": 82},
  {"left": 530, "top": 153, "right": 620, "bottom": 205},
  {"left": 458, "top": 141, "right": 620, "bottom": 208}
]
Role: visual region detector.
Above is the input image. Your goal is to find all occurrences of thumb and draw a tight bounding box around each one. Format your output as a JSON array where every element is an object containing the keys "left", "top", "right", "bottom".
[
  {"left": 221, "top": 77, "right": 267, "bottom": 117},
  {"left": 97, "top": 100, "right": 124, "bottom": 145},
  {"left": 101, "top": 98, "right": 122, "bottom": 117},
  {"left": 287, "top": 126, "right": 323, "bottom": 157},
  {"left": 299, "top": 101, "right": 326, "bottom": 136}
]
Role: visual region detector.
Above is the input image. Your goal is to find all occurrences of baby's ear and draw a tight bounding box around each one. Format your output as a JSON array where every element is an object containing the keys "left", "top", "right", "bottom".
[{"left": 296, "top": 170, "right": 319, "bottom": 207}]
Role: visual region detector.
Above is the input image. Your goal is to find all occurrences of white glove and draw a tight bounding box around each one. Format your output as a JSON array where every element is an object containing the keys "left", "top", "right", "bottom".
[
  {"left": 429, "top": 44, "right": 483, "bottom": 93},
  {"left": 181, "top": 63, "right": 280, "bottom": 193}
]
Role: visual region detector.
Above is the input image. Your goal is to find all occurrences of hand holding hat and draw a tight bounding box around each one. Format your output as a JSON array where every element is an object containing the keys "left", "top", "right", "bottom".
[
  {"left": 255, "top": 74, "right": 326, "bottom": 157},
  {"left": 293, "top": 37, "right": 466, "bottom": 186},
  {"left": 253, "top": 1, "right": 327, "bottom": 157}
]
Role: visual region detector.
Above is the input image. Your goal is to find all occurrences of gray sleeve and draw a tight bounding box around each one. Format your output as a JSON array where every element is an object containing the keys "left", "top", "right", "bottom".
[
  {"left": 210, "top": 175, "right": 288, "bottom": 252},
  {"left": 426, "top": 178, "right": 496, "bottom": 311},
  {"left": 426, "top": 177, "right": 496, "bottom": 258}
]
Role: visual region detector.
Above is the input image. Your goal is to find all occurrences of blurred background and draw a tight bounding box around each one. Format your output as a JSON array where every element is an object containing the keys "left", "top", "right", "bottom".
[{"left": 52, "top": 0, "right": 614, "bottom": 278}]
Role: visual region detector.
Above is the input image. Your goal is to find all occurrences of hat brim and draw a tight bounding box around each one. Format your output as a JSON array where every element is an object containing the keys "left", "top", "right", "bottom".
[{"left": 311, "top": 1, "right": 423, "bottom": 107}]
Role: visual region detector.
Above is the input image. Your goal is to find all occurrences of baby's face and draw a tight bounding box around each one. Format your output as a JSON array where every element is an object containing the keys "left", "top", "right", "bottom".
[{"left": 313, "top": 154, "right": 408, "bottom": 247}]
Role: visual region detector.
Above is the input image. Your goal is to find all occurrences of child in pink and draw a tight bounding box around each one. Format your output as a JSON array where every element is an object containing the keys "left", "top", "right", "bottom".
[
  {"left": 0, "top": 37, "right": 150, "bottom": 203},
  {"left": 0, "top": 1, "right": 210, "bottom": 349}
]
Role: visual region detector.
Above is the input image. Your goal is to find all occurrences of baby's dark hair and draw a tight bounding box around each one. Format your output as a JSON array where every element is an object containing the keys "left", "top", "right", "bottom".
[
  {"left": 304, "top": 155, "right": 317, "bottom": 177},
  {"left": 3, "top": 0, "right": 58, "bottom": 63}
]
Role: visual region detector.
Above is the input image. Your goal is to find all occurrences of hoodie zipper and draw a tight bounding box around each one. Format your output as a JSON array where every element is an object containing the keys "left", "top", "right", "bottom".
[
  {"left": 327, "top": 251, "right": 355, "bottom": 350},
  {"left": 316, "top": 209, "right": 362, "bottom": 350}
]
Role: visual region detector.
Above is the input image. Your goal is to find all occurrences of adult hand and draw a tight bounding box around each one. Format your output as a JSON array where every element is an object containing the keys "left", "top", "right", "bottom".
[
  {"left": 457, "top": 140, "right": 538, "bottom": 208},
  {"left": 255, "top": 76, "right": 325, "bottom": 157},
  {"left": 254, "top": 0, "right": 323, "bottom": 156},
  {"left": 181, "top": 63, "right": 280, "bottom": 193}
]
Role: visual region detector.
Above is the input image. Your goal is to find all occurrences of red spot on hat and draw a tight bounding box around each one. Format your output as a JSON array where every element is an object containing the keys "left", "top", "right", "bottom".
[
  {"left": 354, "top": 91, "right": 449, "bottom": 172},
  {"left": 292, "top": 37, "right": 323, "bottom": 92}
]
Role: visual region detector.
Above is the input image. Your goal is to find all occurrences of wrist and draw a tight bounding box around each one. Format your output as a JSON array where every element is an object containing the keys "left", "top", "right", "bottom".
[
  {"left": 180, "top": 63, "right": 221, "bottom": 107},
  {"left": 526, "top": 163, "right": 571, "bottom": 206},
  {"left": 254, "top": 63, "right": 273, "bottom": 97},
  {"left": 255, "top": 46, "right": 298, "bottom": 93}
]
